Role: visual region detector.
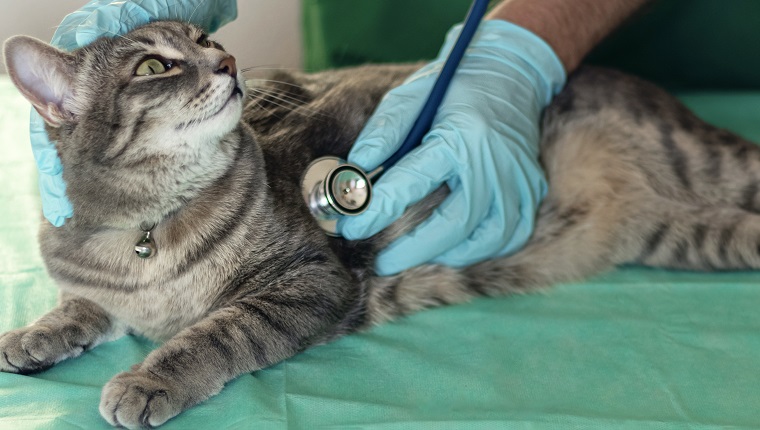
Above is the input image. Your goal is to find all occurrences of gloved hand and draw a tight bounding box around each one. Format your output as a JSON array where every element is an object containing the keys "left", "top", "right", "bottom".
[
  {"left": 32, "top": 0, "right": 238, "bottom": 226},
  {"left": 338, "top": 20, "right": 566, "bottom": 276}
]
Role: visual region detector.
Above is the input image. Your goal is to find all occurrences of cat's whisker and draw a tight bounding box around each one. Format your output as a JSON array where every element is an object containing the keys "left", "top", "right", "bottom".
[
  {"left": 266, "top": 92, "right": 310, "bottom": 109},
  {"left": 249, "top": 88, "right": 331, "bottom": 120},
  {"left": 255, "top": 93, "right": 325, "bottom": 120},
  {"left": 248, "top": 90, "right": 308, "bottom": 115},
  {"left": 179, "top": 95, "right": 198, "bottom": 111},
  {"left": 249, "top": 86, "right": 308, "bottom": 105},
  {"left": 248, "top": 86, "right": 308, "bottom": 104},
  {"left": 248, "top": 84, "right": 310, "bottom": 102},
  {"left": 258, "top": 102, "right": 282, "bottom": 121},
  {"left": 241, "top": 65, "right": 305, "bottom": 73},
  {"left": 246, "top": 78, "right": 307, "bottom": 92},
  {"left": 248, "top": 91, "right": 306, "bottom": 115},
  {"left": 247, "top": 100, "right": 284, "bottom": 123}
]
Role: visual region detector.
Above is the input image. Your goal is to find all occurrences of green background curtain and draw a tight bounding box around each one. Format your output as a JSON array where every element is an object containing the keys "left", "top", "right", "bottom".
[{"left": 303, "top": 0, "right": 760, "bottom": 90}]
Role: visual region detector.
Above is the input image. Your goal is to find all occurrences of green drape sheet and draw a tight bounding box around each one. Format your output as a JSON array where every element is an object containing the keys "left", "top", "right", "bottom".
[{"left": 1, "top": 75, "right": 760, "bottom": 429}]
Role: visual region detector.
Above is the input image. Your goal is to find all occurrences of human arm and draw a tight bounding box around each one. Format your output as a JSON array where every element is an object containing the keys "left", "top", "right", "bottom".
[
  {"left": 338, "top": 0, "right": 649, "bottom": 275},
  {"left": 487, "top": 0, "right": 650, "bottom": 72},
  {"left": 32, "top": 0, "right": 238, "bottom": 226}
]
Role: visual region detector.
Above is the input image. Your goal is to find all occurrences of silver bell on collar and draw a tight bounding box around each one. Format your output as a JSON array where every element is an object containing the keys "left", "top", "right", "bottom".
[{"left": 134, "top": 224, "right": 157, "bottom": 259}]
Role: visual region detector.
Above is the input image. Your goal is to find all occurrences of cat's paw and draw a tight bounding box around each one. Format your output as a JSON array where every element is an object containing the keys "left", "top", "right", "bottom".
[
  {"left": 100, "top": 371, "right": 183, "bottom": 429},
  {"left": 0, "top": 326, "right": 83, "bottom": 374}
]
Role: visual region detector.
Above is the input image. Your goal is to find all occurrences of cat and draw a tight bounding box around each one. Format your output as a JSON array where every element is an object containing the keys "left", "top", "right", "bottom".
[{"left": 2, "top": 20, "right": 759, "bottom": 428}]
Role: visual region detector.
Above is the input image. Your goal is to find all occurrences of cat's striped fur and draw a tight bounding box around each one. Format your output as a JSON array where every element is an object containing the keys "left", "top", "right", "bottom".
[{"left": 2, "top": 21, "right": 758, "bottom": 428}]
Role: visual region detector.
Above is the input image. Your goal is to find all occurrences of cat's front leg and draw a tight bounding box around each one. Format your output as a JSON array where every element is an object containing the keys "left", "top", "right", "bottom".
[
  {"left": 100, "top": 286, "right": 351, "bottom": 428},
  {"left": 0, "top": 294, "right": 120, "bottom": 374}
]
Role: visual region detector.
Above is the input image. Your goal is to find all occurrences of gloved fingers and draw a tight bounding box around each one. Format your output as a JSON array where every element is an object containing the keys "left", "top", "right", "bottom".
[
  {"left": 373, "top": 184, "right": 479, "bottom": 276},
  {"left": 339, "top": 136, "right": 455, "bottom": 240},
  {"left": 29, "top": 111, "right": 63, "bottom": 176},
  {"left": 425, "top": 112, "right": 545, "bottom": 267},
  {"left": 430, "top": 196, "right": 525, "bottom": 267},
  {"left": 348, "top": 72, "right": 437, "bottom": 172},
  {"left": 39, "top": 173, "right": 74, "bottom": 228},
  {"left": 453, "top": 147, "right": 546, "bottom": 264},
  {"left": 31, "top": 109, "right": 72, "bottom": 226}
]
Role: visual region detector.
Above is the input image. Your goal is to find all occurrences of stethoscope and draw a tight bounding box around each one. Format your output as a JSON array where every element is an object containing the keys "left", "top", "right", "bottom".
[{"left": 300, "top": 0, "right": 490, "bottom": 236}]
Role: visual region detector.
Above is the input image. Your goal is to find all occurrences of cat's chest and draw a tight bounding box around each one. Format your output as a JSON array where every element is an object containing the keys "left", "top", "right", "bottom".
[
  {"left": 59, "top": 266, "right": 225, "bottom": 340},
  {"left": 46, "top": 229, "right": 234, "bottom": 341},
  {"left": 59, "top": 268, "right": 224, "bottom": 340}
]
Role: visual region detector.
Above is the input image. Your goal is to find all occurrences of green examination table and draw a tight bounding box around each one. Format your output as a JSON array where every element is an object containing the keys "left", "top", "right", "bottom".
[{"left": 2, "top": 1, "right": 760, "bottom": 428}]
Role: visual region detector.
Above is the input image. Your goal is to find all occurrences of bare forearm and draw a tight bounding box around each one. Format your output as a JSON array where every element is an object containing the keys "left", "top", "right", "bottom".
[{"left": 487, "top": 0, "right": 650, "bottom": 72}]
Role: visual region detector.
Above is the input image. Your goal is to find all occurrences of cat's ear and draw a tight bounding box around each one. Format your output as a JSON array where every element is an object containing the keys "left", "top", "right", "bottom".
[{"left": 3, "top": 35, "right": 77, "bottom": 127}]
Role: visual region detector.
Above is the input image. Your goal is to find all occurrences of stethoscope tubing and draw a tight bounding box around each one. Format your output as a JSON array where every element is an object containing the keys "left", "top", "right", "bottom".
[{"left": 376, "top": 0, "right": 491, "bottom": 175}]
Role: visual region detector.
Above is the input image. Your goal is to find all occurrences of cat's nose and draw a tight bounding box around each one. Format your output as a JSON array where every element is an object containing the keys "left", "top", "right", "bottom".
[{"left": 216, "top": 55, "right": 237, "bottom": 77}]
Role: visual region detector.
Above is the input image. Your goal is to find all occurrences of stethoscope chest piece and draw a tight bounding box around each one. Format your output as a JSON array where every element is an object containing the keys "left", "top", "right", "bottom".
[{"left": 301, "top": 156, "right": 372, "bottom": 236}]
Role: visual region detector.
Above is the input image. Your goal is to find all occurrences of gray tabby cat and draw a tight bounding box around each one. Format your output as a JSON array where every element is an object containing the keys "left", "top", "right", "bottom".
[{"left": 1, "top": 21, "right": 757, "bottom": 428}]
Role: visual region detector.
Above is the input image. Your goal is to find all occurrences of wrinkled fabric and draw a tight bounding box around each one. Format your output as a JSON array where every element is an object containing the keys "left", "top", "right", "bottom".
[
  {"left": 3, "top": 74, "right": 760, "bottom": 428},
  {"left": 338, "top": 21, "right": 565, "bottom": 275},
  {"left": 32, "top": 0, "right": 237, "bottom": 226},
  {"left": 51, "top": 0, "right": 238, "bottom": 50}
]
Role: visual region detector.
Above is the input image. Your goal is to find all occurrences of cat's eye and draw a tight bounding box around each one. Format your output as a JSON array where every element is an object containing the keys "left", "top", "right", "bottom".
[
  {"left": 197, "top": 34, "right": 211, "bottom": 48},
  {"left": 135, "top": 57, "right": 173, "bottom": 76}
]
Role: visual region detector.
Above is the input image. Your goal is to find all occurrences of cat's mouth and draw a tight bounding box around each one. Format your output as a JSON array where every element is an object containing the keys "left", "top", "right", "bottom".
[
  {"left": 223, "top": 85, "right": 243, "bottom": 106},
  {"left": 175, "top": 84, "right": 244, "bottom": 131},
  {"left": 209, "top": 85, "right": 244, "bottom": 118}
]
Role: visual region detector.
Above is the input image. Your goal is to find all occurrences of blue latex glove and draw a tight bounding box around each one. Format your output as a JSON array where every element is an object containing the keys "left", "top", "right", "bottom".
[
  {"left": 32, "top": 0, "right": 238, "bottom": 226},
  {"left": 338, "top": 20, "right": 566, "bottom": 276}
]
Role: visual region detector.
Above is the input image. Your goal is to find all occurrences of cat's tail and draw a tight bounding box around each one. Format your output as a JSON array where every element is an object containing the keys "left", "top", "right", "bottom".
[{"left": 462, "top": 188, "right": 760, "bottom": 299}]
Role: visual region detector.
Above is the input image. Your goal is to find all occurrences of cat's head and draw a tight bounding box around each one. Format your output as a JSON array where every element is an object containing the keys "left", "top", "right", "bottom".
[{"left": 3, "top": 21, "right": 248, "bottom": 227}]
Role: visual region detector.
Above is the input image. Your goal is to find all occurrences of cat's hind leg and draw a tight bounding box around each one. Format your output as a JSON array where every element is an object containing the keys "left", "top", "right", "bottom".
[{"left": 460, "top": 196, "right": 633, "bottom": 296}]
